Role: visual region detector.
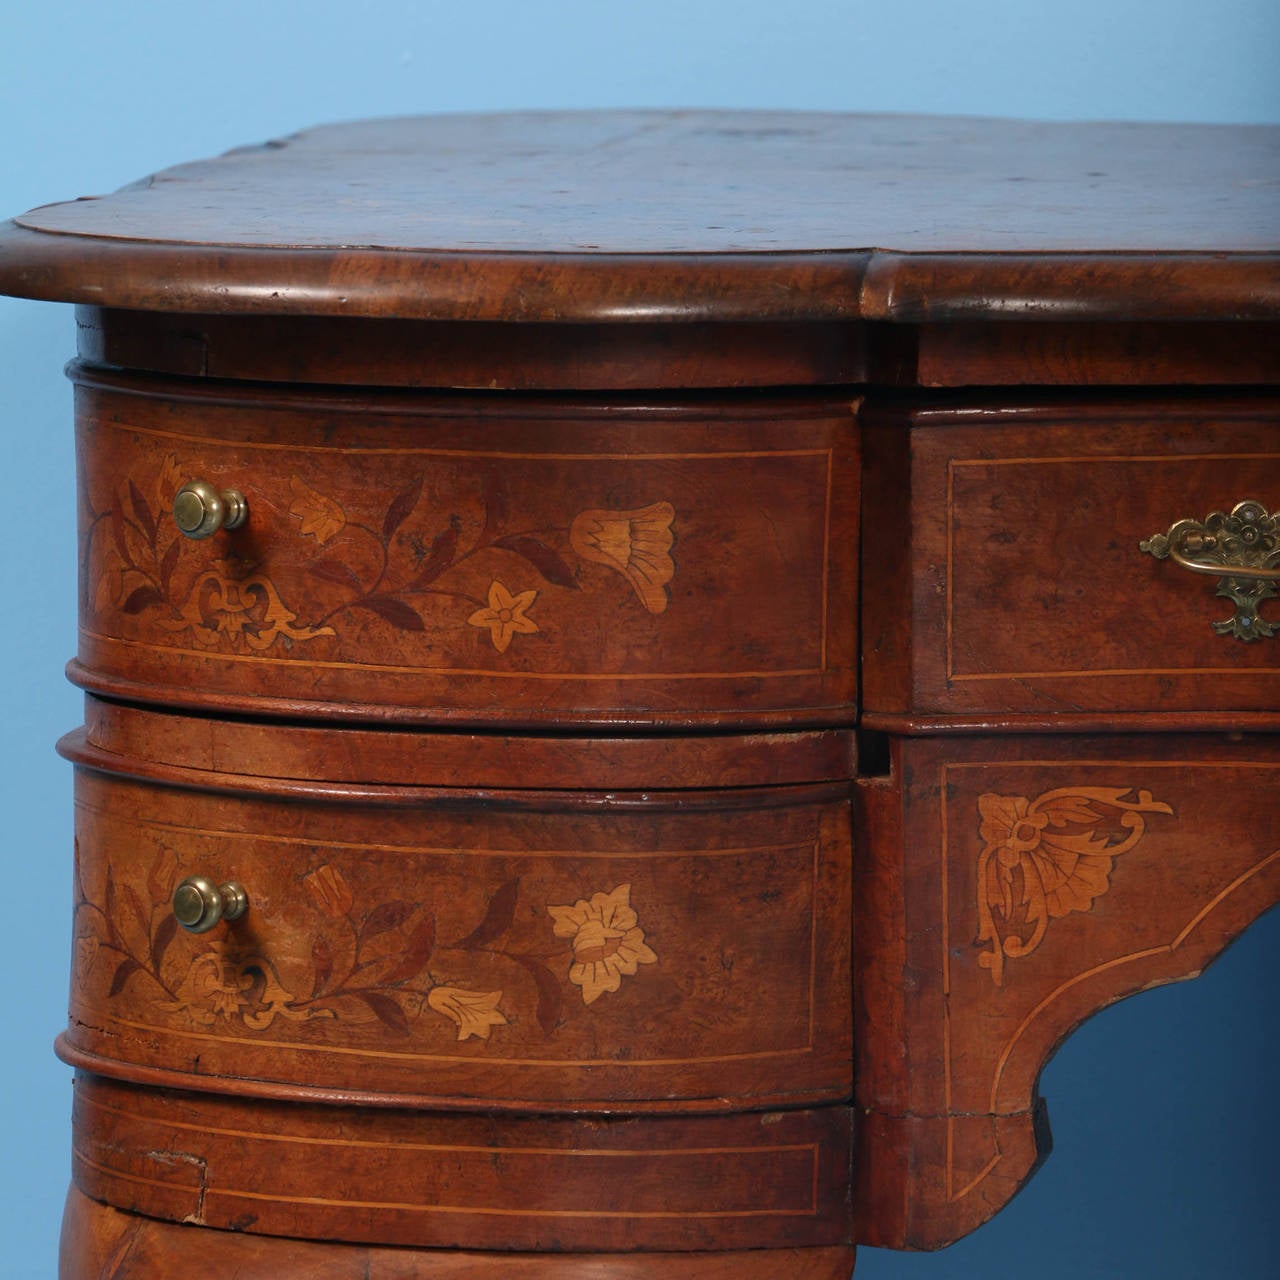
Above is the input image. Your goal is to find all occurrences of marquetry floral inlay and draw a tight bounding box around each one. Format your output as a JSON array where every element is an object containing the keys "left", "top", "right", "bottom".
[
  {"left": 427, "top": 986, "right": 509, "bottom": 1041},
  {"left": 976, "top": 787, "right": 1173, "bottom": 986},
  {"left": 467, "top": 580, "right": 540, "bottom": 653},
  {"left": 569, "top": 502, "right": 676, "bottom": 614},
  {"left": 547, "top": 883, "right": 659, "bottom": 1005},
  {"left": 85, "top": 448, "right": 680, "bottom": 659},
  {"left": 77, "top": 850, "right": 666, "bottom": 1047}
]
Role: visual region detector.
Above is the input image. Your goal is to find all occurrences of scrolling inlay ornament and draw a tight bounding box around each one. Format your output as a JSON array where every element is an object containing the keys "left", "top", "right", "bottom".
[{"left": 976, "top": 788, "right": 1174, "bottom": 986}]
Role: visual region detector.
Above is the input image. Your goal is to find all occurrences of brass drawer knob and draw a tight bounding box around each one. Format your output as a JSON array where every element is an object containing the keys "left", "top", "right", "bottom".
[
  {"left": 1141, "top": 499, "right": 1279, "bottom": 641},
  {"left": 173, "top": 479, "right": 248, "bottom": 539},
  {"left": 172, "top": 875, "right": 249, "bottom": 933}
]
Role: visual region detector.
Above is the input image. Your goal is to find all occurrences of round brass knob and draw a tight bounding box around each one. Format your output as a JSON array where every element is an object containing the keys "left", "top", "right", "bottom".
[
  {"left": 173, "top": 480, "right": 248, "bottom": 540},
  {"left": 172, "top": 875, "right": 249, "bottom": 934}
]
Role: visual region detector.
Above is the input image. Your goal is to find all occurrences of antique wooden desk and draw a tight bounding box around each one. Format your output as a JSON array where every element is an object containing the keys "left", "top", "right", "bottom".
[{"left": 0, "top": 112, "right": 1276, "bottom": 1278}]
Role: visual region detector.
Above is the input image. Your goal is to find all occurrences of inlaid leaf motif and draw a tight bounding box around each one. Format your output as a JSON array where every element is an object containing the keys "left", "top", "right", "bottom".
[
  {"left": 311, "top": 936, "right": 334, "bottom": 997},
  {"left": 493, "top": 535, "right": 579, "bottom": 589},
  {"left": 481, "top": 471, "right": 507, "bottom": 535},
  {"left": 514, "top": 954, "right": 564, "bottom": 1036},
  {"left": 453, "top": 878, "right": 521, "bottom": 950},
  {"left": 108, "top": 958, "right": 142, "bottom": 998},
  {"left": 353, "top": 595, "right": 425, "bottom": 632},
  {"left": 383, "top": 474, "right": 424, "bottom": 541},
  {"left": 407, "top": 523, "right": 458, "bottom": 587},
  {"left": 383, "top": 915, "right": 437, "bottom": 986},
  {"left": 121, "top": 585, "right": 164, "bottom": 615},
  {"left": 129, "top": 481, "right": 156, "bottom": 543},
  {"left": 158, "top": 539, "right": 181, "bottom": 592},
  {"left": 151, "top": 912, "right": 179, "bottom": 971},
  {"left": 356, "top": 990, "right": 411, "bottom": 1036},
  {"left": 359, "top": 901, "right": 415, "bottom": 942},
  {"left": 308, "top": 558, "right": 363, "bottom": 590}
]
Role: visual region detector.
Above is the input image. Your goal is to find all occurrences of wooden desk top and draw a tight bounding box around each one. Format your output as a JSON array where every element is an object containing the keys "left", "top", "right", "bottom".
[{"left": 1, "top": 111, "right": 1277, "bottom": 323}]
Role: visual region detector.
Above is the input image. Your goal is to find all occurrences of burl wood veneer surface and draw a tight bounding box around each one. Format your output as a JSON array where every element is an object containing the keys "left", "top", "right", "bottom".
[
  {"left": 2, "top": 112, "right": 1276, "bottom": 321},
  {"left": 61, "top": 1187, "right": 857, "bottom": 1279}
]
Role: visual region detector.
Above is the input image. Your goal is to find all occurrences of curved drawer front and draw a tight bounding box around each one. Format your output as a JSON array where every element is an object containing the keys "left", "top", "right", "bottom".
[
  {"left": 64, "top": 763, "right": 853, "bottom": 1109},
  {"left": 862, "top": 396, "right": 1280, "bottom": 717},
  {"left": 72, "top": 1076, "right": 854, "bottom": 1252},
  {"left": 72, "top": 370, "right": 857, "bottom": 727}
]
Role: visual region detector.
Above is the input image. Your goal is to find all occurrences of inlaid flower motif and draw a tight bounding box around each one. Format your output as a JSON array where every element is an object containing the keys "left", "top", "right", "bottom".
[
  {"left": 467, "top": 579, "right": 539, "bottom": 653},
  {"left": 304, "top": 863, "right": 355, "bottom": 918},
  {"left": 547, "top": 883, "right": 658, "bottom": 1005},
  {"left": 161, "top": 942, "right": 311, "bottom": 1030},
  {"left": 427, "top": 986, "right": 509, "bottom": 1041},
  {"left": 976, "top": 787, "right": 1173, "bottom": 986},
  {"left": 288, "top": 475, "right": 347, "bottom": 544},
  {"left": 569, "top": 502, "right": 675, "bottom": 615}
]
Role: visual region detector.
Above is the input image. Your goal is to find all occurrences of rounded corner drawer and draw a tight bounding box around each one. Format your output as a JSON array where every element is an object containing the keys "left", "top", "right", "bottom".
[
  {"left": 71, "top": 368, "right": 858, "bottom": 728},
  {"left": 862, "top": 396, "right": 1280, "bottom": 719},
  {"left": 61, "top": 727, "right": 854, "bottom": 1111}
]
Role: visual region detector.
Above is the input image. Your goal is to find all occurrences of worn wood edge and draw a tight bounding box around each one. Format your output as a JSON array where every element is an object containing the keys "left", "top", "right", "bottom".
[
  {"left": 67, "top": 357, "right": 863, "bottom": 419},
  {"left": 60, "top": 1186, "right": 858, "bottom": 1279},
  {"left": 859, "top": 385, "right": 1280, "bottom": 426},
  {"left": 58, "top": 728, "right": 854, "bottom": 811},
  {"left": 76, "top": 307, "right": 870, "bottom": 392},
  {"left": 65, "top": 662, "right": 857, "bottom": 734},
  {"left": 852, "top": 1102, "right": 1051, "bottom": 1251},
  {"left": 858, "top": 252, "right": 1280, "bottom": 323},
  {"left": 80, "top": 697, "right": 857, "bottom": 791},
  {"left": 859, "top": 710, "right": 1280, "bottom": 736},
  {"left": 54, "top": 1035, "right": 849, "bottom": 1118},
  {"left": 4, "top": 220, "right": 1277, "bottom": 323}
]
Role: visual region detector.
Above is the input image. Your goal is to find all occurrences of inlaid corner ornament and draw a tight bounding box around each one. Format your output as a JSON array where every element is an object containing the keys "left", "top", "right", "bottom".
[
  {"left": 976, "top": 787, "right": 1174, "bottom": 986},
  {"left": 1141, "top": 499, "right": 1279, "bottom": 641}
]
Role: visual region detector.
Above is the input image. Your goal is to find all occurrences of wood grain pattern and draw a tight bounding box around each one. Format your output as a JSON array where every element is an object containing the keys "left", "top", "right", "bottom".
[
  {"left": 851, "top": 732, "right": 1280, "bottom": 1249},
  {"left": 80, "top": 697, "right": 857, "bottom": 792},
  {"left": 2, "top": 113, "right": 1277, "bottom": 323},
  {"left": 73, "top": 369, "right": 858, "bottom": 727},
  {"left": 60, "top": 1186, "right": 858, "bottom": 1279},
  {"left": 63, "top": 762, "right": 853, "bottom": 1109},
  {"left": 70, "top": 1076, "right": 854, "bottom": 1252},
  {"left": 862, "top": 394, "right": 1280, "bottom": 717},
  {"left": 4, "top": 109, "right": 1276, "bottom": 1276}
]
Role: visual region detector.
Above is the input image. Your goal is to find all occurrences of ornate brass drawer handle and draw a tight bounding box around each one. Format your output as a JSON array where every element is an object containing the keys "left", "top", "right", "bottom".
[
  {"left": 1140, "top": 499, "right": 1279, "bottom": 641},
  {"left": 172, "top": 875, "right": 249, "bottom": 934},
  {"left": 173, "top": 479, "right": 248, "bottom": 539}
]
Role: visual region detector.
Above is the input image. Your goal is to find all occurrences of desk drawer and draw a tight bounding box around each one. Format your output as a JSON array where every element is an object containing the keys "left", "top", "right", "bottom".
[
  {"left": 71, "top": 368, "right": 857, "bottom": 728},
  {"left": 72, "top": 1075, "right": 854, "bottom": 1252},
  {"left": 862, "top": 396, "right": 1280, "bottom": 718},
  {"left": 60, "top": 736, "right": 853, "bottom": 1111}
]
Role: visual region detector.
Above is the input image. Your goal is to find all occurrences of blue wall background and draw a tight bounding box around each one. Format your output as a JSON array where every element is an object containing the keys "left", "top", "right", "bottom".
[{"left": 1, "top": 3, "right": 1277, "bottom": 1276}]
